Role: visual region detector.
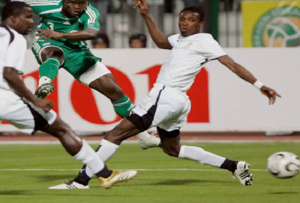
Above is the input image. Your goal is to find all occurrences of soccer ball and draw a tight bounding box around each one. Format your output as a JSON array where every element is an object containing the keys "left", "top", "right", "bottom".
[{"left": 267, "top": 152, "right": 300, "bottom": 178}]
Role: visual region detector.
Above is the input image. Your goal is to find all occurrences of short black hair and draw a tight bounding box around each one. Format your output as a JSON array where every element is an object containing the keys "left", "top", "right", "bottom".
[
  {"left": 129, "top": 33, "right": 147, "bottom": 48},
  {"left": 91, "top": 32, "right": 110, "bottom": 48},
  {"left": 180, "top": 6, "right": 205, "bottom": 22},
  {"left": 1, "top": 1, "right": 31, "bottom": 21}
]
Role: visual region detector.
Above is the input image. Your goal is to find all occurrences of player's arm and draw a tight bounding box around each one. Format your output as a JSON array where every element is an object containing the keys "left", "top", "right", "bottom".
[
  {"left": 135, "top": 0, "right": 171, "bottom": 49},
  {"left": 4, "top": 36, "right": 53, "bottom": 112},
  {"left": 217, "top": 55, "right": 281, "bottom": 105},
  {"left": 37, "top": 29, "right": 99, "bottom": 40},
  {"left": 3, "top": 67, "right": 53, "bottom": 112}
]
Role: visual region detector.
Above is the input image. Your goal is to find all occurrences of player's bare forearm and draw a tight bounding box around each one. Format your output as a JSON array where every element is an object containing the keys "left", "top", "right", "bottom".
[
  {"left": 3, "top": 67, "right": 38, "bottom": 103},
  {"left": 136, "top": 0, "right": 171, "bottom": 49},
  {"left": 230, "top": 63, "right": 257, "bottom": 84},
  {"left": 143, "top": 14, "right": 171, "bottom": 49},
  {"left": 3, "top": 67, "right": 54, "bottom": 111},
  {"left": 37, "top": 29, "right": 98, "bottom": 40},
  {"left": 60, "top": 29, "right": 98, "bottom": 40}
]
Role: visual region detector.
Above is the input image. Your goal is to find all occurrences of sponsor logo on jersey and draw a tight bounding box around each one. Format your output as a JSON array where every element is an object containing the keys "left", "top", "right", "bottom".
[{"left": 253, "top": 6, "right": 300, "bottom": 47}]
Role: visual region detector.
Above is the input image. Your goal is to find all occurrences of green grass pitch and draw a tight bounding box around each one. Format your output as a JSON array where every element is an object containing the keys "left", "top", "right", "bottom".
[{"left": 0, "top": 142, "right": 300, "bottom": 203}]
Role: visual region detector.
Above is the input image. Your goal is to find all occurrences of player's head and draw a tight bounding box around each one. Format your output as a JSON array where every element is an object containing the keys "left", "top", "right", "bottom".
[
  {"left": 129, "top": 33, "right": 147, "bottom": 48},
  {"left": 1, "top": 1, "right": 33, "bottom": 35},
  {"left": 178, "top": 6, "right": 205, "bottom": 37},
  {"left": 62, "top": 0, "right": 88, "bottom": 17}
]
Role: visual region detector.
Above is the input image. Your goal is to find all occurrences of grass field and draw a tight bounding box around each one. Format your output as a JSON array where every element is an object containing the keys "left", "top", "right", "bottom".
[{"left": 0, "top": 142, "right": 300, "bottom": 203}]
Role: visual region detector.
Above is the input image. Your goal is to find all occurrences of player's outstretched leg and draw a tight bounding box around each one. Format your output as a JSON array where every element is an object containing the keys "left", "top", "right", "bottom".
[{"left": 171, "top": 142, "right": 254, "bottom": 186}]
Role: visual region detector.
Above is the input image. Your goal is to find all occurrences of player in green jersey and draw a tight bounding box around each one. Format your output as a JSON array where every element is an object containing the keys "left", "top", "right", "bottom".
[{"left": 17, "top": 1, "right": 160, "bottom": 146}]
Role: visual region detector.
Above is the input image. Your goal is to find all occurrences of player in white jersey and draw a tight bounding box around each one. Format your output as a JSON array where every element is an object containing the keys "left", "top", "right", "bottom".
[
  {"left": 0, "top": 1, "right": 137, "bottom": 189},
  {"left": 50, "top": 0, "right": 281, "bottom": 189}
]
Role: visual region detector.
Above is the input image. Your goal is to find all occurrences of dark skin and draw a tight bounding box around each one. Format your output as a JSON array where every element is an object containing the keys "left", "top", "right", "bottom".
[
  {"left": 36, "top": 0, "right": 125, "bottom": 101},
  {"left": 102, "top": 0, "right": 282, "bottom": 158},
  {"left": 2, "top": 6, "right": 83, "bottom": 155}
]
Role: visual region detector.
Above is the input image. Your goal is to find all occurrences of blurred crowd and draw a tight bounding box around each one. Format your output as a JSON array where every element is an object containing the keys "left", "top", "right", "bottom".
[{"left": 0, "top": 0, "right": 238, "bottom": 48}]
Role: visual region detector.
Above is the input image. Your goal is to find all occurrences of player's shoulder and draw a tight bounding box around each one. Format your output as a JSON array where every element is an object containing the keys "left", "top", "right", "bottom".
[
  {"left": 80, "top": 3, "right": 100, "bottom": 19},
  {"left": 0, "top": 26, "right": 25, "bottom": 45},
  {"left": 191, "top": 33, "right": 214, "bottom": 40},
  {"left": 168, "top": 33, "right": 180, "bottom": 40}
]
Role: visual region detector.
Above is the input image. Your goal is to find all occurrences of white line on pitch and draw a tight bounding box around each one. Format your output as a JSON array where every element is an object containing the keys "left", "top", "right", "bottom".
[{"left": 0, "top": 168, "right": 267, "bottom": 172}]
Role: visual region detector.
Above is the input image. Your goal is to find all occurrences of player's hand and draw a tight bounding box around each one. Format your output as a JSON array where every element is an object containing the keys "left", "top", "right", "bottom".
[
  {"left": 36, "top": 29, "right": 63, "bottom": 40},
  {"left": 134, "top": 0, "right": 149, "bottom": 16},
  {"left": 32, "top": 98, "right": 54, "bottom": 112},
  {"left": 260, "top": 86, "right": 281, "bottom": 105}
]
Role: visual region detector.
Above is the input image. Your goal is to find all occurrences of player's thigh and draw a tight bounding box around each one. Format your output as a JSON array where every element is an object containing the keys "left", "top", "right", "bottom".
[
  {"left": 79, "top": 61, "right": 112, "bottom": 86},
  {"left": 63, "top": 47, "right": 101, "bottom": 81},
  {"left": 129, "top": 84, "right": 190, "bottom": 131},
  {"left": 0, "top": 94, "right": 56, "bottom": 134},
  {"left": 157, "top": 87, "right": 191, "bottom": 131},
  {"left": 32, "top": 39, "right": 65, "bottom": 64}
]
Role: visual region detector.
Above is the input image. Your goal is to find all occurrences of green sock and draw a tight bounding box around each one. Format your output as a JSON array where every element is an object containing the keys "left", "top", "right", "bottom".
[
  {"left": 112, "top": 95, "right": 135, "bottom": 118},
  {"left": 39, "top": 57, "right": 60, "bottom": 80}
]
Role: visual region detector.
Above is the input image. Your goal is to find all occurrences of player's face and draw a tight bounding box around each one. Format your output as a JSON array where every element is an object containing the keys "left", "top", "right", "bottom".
[
  {"left": 178, "top": 11, "right": 203, "bottom": 37},
  {"left": 14, "top": 7, "right": 34, "bottom": 35},
  {"left": 63, "top": 0, "right": 88, "bottom": 17}
]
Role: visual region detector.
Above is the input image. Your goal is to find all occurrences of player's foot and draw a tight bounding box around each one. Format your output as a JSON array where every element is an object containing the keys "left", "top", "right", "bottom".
[
  {"left": 48, "top": 181, "right": 89, "bottom": 189},
  {"left": 137, "top": 131, "right": 161, "bottom": 150},
  {"left": 35, "top": 83, "right": 54, "bottom": 99},
  {"left": 99, "top": 169, "right": 137, "bottom": 189},
  {"left": 233, "top": 161, "right": 253, "bottom": 186}
]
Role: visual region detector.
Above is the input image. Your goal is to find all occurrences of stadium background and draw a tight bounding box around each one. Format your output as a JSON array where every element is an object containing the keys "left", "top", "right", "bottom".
[
  {"left": 0, "top": 0, "right": 300, "bottom": 136},
  {"left": 1, "top": 1, "right": 300, "bottom": 202}
]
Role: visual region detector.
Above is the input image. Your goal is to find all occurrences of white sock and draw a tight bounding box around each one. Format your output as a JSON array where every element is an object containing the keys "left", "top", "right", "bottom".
[
  {"left": 73, "top": 140, "right": 104, "bottom": 174},
  {"left": 136, "top": 131, "right": 160, "bottom": 146},
  {"left": 178, "top": 145, "right": 226, "bottom": 168},
  {"left": 38, "top": 76, "right": 51, "bottom": 86},
  {"left": 85, "top": 139, "right": 119, "bottom": 177}
]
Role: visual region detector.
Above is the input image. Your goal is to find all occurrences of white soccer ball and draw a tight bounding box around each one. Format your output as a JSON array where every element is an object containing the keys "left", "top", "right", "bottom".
[{"left": 267, "top": 152, "right": 300, "bottom": 178}]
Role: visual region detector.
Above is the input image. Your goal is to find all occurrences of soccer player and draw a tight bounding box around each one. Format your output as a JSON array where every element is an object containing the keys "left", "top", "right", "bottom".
[
  {"left": 0, "top": 1, "right": 136, "bottom": 189},
  {"left": 50, "top": 0, "right": 282, "bottom": 188},
  {"left": 15, "top": 0, "right": 161, "bottom": 149}
]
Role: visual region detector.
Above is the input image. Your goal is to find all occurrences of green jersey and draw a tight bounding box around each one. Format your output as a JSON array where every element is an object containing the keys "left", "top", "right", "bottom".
[{"left": 22, "top": 0, "right": 100, "bottom": 48}]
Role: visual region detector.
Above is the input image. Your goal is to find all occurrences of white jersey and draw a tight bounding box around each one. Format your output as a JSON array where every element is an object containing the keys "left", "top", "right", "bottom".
[
  {"left": 156, "top": 33, "right": 226, "bottom": 92},
  {"left": 0, "top": 26, "right": 56, "bottom": 134},
  {"left": 0, "top": 26, "right": 27, "bottom": 91}
]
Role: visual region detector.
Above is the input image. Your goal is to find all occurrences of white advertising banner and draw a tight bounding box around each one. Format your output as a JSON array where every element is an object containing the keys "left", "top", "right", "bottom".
[{"left": 1, "top": 48, "right": 300, "bottom": 132}]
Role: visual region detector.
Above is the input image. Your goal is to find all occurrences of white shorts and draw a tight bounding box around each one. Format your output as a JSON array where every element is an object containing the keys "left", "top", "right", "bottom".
[
  {"left": 0, "top": 89, "right": 57, "bottom": 134},
  {"left": 79, "top": 61, "right": 111, "bottom": 86},
  {"left": 129, "top": 83, "right": 191, "bottom": 132}
]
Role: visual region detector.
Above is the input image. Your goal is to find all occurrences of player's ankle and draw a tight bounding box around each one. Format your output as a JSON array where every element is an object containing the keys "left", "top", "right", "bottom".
[
  {"left": 39, "top": 76, "right": 51, "bottom": 86},
  {"left": 220, "top": 159, "right": 238, "bottom": 173}
]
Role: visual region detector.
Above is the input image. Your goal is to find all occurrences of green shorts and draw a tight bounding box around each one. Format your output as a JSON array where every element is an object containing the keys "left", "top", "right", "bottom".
[{"left": 32, "top": 39, "right": 101, "bottom": 80}]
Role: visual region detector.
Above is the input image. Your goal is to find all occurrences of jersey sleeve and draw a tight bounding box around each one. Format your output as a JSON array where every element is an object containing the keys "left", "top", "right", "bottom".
[
  {"left": 168, "top": 34, "right": 180, "bottom": 47},
  {"left": 12, "top": 0, "right": 62, "bottom": 15},
  {"left": 198, "top": 34, "right": 226, "bottom": 60},
  {"left": 80, "top": 4, "right": 100, "bottom": 30},
  {"left": 4, "top": 34, "right": 27, "bottom": 73}
]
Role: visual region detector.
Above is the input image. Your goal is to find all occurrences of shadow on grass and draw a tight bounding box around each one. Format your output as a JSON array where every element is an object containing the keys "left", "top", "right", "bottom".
[
  {"left": 0, "top": 190, "right": 29, "bottom": 195},
  {"left": 268, "top": 192, "right": 299, "bottom": 195}
]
